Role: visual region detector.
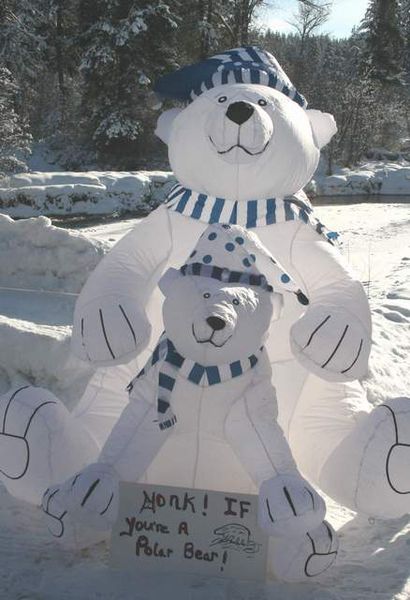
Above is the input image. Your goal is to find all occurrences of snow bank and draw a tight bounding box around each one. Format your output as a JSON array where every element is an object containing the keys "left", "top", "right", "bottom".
[
  {"left": 0, "top": 213, "right": 108, "bottom": 293},
  {"left": 0, "top": 214, "right": 112, "bottom": 402},
  {"left": 311, "top": 161, "right": 410, "bottom": 196},
  {"left": 0, "top": 170, "right": 176, "bottom": 218}
]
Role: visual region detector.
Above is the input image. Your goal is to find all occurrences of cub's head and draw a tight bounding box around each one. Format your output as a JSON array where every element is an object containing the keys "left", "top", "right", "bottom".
[
  {"left": 154, "top": 46, "right": 336, "bottom": 200},
  {"left": 159, "top": 270, "right": 275, "bottom": 366},
  {"left": 158, "top": 224, "right": 308, "bottom": 366}
]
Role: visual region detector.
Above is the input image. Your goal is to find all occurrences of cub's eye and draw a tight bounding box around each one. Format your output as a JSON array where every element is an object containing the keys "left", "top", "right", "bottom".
[
  {"left": 218, "top": 96, "right": 227, "bottom": 103},
  {"left": 232, "top": 298, "right": 240, "bottom": 306},
  {"left": 203, "top": 292, "right": 211, "bottom": 299},
  {"left": 258, "top": 99, "right": 267, "bottom": 106}
]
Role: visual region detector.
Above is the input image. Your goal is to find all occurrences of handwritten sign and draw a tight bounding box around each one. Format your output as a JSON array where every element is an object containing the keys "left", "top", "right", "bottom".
[{"left": 109, "top": 482, "right": 268, "bottom": 581}]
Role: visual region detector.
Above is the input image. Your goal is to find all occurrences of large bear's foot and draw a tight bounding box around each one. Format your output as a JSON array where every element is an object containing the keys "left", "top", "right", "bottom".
[
  {"left": 0, "top": 386, "right": 99, "bottom": 504},
  {"left": 320, "top": 397, "right": 410, "bottom": 518},
  {"left": 268, "top": 520, "right": 339, "bottom": 582}
]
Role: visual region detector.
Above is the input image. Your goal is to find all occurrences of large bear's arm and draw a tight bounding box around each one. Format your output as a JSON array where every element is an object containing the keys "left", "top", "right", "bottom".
[
  {"left": 289, "top": 223, "right": 372, "bottom": 381},
  {"left": 71, "top": 207, "right": 173, "bottom": 365}
]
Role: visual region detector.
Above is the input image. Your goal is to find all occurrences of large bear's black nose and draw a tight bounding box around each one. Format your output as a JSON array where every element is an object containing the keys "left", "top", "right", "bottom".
[
  {"left": 206, "top": 316, "right": 226, "bottom": 331},
  {"left": 226, "top": 101, "right": 254, "bottom": 125}
]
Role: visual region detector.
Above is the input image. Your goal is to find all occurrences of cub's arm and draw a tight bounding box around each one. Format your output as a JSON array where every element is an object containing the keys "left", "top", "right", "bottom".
[
  {"left": 41, "top": 368, "right": 170, "bottom": 531},
  {"left": 98, "top": 367, "right": 169, "bottom": 481},
  {"left": 71, "top": 206, "right": 173, "bottom": 366},
  {"left": 225, "top": 357, "right": 326, "bottom": 536},
  {"left": 289, "top": 222, "right": 372, "bottom": 382},
  {"left": 225, "top": 374, "right": 298, "bottom": 485}
]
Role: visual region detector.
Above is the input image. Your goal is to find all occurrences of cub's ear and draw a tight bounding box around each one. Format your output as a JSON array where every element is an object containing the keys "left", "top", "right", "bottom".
[
  {"left": 159, "top": 268, "right": 181, "bottom": 296},
  {"left": 307, "top": 109, "right": 337, "bottom": 149},
  {"left": 155, "top": 108, "right": 183, "bottom": 145}
]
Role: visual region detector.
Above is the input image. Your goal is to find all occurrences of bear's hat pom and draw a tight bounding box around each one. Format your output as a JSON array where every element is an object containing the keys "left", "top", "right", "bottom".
[{"left": 154, "top": 46, "right": 307, "bottom": 108}]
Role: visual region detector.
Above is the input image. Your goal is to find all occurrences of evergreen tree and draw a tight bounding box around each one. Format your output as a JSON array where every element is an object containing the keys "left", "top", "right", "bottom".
[
  {"left": 0, "top": 67, "right": 32, "bottom": 176},
  {"left": 400, "top": 0, "right": 410, "bottom": 80},
  {"left": 78, "top": 0, "right": 178, "bottom": 168},
  {"left": 360, "top": 0, "right": 405, "bottom": 84}
]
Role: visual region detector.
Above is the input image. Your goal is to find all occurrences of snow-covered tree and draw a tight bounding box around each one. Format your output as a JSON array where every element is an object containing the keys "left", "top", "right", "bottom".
[
  {"left": 0, "top": 67, "right": 32, "bottom": 175},
  {"left": 78, "top": 0, "right": 178, "bottom": 168},
  {"left": 360, "top": 0, "right": 405, "bottom": 84}
]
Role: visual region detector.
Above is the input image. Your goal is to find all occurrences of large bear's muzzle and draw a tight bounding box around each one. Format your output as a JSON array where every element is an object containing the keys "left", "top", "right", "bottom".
[{"left": 206, "top": 97, "right": 273, "bottom": 164}]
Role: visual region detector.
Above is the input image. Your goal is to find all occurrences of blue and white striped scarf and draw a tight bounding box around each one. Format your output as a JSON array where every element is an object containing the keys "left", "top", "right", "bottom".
[
  {"left": 165, "top": 184, "right": 338, "bottom": 244},
  {"left": 127, "top": 333, "right": 262, "bottom": 431}
]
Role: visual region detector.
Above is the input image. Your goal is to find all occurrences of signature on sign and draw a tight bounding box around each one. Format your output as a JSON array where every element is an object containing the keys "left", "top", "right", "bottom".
[{"left": 210, "top": 524, "right": 262, "bottom": 555}]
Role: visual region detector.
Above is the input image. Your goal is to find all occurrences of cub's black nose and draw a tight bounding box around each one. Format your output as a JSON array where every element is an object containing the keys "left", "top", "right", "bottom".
[
  {"left": 206, "top": 316, "right": 226, "bottom": 331},
  {"left": 226, "top": 101, "right": 254, "bottom": 125}
]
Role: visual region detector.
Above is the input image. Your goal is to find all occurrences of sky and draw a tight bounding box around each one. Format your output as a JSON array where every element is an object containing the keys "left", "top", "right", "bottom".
[{"left": 260, "top": 0, "right": 370, "bottom": 39}]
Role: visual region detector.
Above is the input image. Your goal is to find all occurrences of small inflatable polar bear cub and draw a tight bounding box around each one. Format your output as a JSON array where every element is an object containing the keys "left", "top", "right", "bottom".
[{"left": 42, "top": 224, "right": 338, "bottom": 581}]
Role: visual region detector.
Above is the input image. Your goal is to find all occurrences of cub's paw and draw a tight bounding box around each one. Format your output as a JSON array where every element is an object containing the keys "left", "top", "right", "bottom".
[
  {"left": 269, "top": 520, "right": 339, "bottom": 582},
  {"left": 258, "top": 473, "right": 326, "bottom": 537},
  {"left": 41, "top": 463, "right": 119, "bottom": 533}
]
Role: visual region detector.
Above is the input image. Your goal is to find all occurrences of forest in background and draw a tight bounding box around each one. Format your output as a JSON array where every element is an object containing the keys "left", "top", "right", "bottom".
[{"left": 0, "top": 0, "right": 409, "bottom": 176}]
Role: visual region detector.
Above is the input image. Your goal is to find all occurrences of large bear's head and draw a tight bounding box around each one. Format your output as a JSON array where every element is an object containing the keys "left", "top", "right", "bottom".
[{"left": 154, "top": 48, "right": 336, "bottom": 200}]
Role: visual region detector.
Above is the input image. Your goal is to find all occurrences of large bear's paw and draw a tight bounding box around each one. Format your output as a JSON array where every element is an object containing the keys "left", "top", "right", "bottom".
[
  {"left": 290, "top": 304, "right": 371, "bottom": 382},
  {"left": 268, "top": 520, "right": 339, "bottom": 582},
  {"left": 42, "top": 463, "right": 119, "bottom": 534},
  {"left": 258, "top": 473, "right": 326, "bottom": 537},
  {"left": 71, "top": 295, "right": 151, "bottom": 365}
]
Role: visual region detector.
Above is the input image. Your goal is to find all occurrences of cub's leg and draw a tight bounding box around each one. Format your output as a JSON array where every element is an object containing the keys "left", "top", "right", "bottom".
[{"left": 267, "top": 520, "right": 339, "bottom": 582}]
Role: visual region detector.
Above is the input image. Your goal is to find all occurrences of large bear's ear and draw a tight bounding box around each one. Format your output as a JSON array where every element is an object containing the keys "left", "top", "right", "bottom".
[
  {"left": 307, "top": 109, "right": 337, "bottom": 149},
  {"left": 159, "top": 268, "right": 181, "bottom": 296},
  {"left": 155, "top": 108, "right": 183, "bottom": 145}
]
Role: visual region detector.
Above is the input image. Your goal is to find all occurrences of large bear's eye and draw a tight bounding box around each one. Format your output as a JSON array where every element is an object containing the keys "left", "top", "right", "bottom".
[
  {"left": 203, "top": 292, "right": 211, "bottom": 299},
  {"left": 232, "top": 298, "right": 240, "bottom": 306},
  {"left": 258, "top": 99, "right": 267, "bottom": 106},
  {"left": 218, "top": 96, "right": 227, "bottom": 103}
]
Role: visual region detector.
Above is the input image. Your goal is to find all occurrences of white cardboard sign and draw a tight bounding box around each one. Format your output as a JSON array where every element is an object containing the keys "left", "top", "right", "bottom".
[{"left": 110, "top": 482, "right": 268, "bottom": 581}]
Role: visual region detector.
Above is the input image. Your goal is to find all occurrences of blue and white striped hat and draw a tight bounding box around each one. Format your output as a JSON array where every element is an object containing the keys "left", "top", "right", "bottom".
[{"left": 154, "top": 46, "right": 307, "bottom": 108}]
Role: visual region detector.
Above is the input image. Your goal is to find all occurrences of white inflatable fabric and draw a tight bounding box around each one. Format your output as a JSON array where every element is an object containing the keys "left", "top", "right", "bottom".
[
  {"left": 0, "top": 51, "right": 408, "bottom": 576},
  {"left": 41, "top": 224, "right": 336, "bottom": 581},
  {"left": 65, "top": 80, "right": 410, "bottom": 523}
]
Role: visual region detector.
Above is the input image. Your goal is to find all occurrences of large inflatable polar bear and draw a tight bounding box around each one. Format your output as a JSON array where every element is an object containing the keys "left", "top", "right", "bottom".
[
  {"left": 1, "top": 47, "right": 409, "bottom": 526},
  {"left": 66, "top": 47, "right": 410, "bottom": 520},
  {"left": 42, "top": 223, "right": 338, "bottom": 582}
]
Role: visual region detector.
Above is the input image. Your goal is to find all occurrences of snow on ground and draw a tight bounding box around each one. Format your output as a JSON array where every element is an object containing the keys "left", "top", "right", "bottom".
[
  {"left": 0, "top": 162, "right": 409, "bottom": 219},
  {"left": 0, "top": 200, "right": 409, "bottom": 599}
]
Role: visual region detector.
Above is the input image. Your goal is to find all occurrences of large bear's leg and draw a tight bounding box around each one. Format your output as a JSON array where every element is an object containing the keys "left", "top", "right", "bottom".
[
  {"left": 279, "top": 362, "right": 410, "bottom": 518},
  {"left": 319, "top": 397, "right": 410, "bottom": 518},
  {"left": 0, "top": 386, "right": 98, "bottom": 505}
]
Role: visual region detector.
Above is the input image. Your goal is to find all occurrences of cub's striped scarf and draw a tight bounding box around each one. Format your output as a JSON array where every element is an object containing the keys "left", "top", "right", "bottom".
[
  {"left": 127, "top": 333, "right": 262, "bottom": 431},
  {"left": 165, "top": 184, "right": 338, "bottom": 245}
]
